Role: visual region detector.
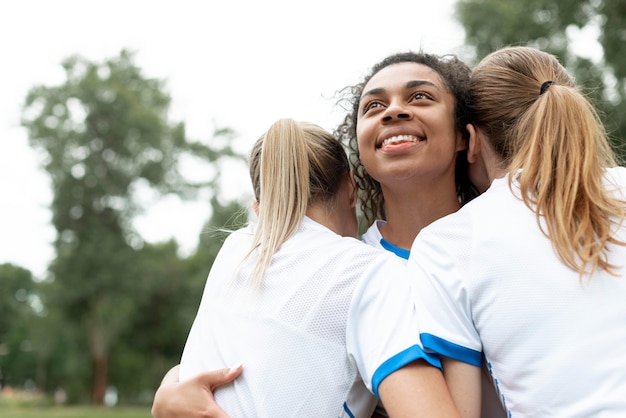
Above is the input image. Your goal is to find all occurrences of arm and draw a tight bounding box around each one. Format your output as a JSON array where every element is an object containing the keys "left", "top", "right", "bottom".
[
  {"left": 378, "top": 359, "right": 460, "bottom": 418},
  {"left": 407, "top": 225, "right": 485, "bottom": 417},
  {"left": 441, "top": 357, "right": 481, "bottom": 418},
  {"left": 151, "top": 364, "right": 242, "bottom": 418}
]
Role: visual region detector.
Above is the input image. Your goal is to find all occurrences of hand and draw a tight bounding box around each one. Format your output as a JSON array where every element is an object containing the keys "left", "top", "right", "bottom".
[{"left": 151, "top": 364, "right": 243, "bottom": 418}]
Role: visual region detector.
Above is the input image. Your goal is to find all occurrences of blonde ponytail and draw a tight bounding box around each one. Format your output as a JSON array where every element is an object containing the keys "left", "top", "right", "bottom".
[
  {"left": 247, "top": 119, "right": 310, "bottom": 286},
  {"left": 244, "top": 119, "right": 350, "bottom": 286},
  {"left": 512, "top": 83, "right": 624, "bottom": 276},
  {"left": 471, "top": 46, "right": 626, "bottom": 278}
]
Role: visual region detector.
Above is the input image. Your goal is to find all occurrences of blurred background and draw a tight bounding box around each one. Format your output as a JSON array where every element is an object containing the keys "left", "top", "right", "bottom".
[{"left": 1, "top": 0, "right": 624, "bottom": 416}]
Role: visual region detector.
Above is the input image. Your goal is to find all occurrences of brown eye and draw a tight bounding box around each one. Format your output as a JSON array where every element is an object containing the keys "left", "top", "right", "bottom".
[
  {"left": 412, "top": 92, "right": 430, "bottom": 100},
  {"left": 363, "top": 101, "right": 384, "bottom": 114}
]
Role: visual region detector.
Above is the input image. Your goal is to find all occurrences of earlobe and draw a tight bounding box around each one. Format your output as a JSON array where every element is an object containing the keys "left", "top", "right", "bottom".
[{"left": 466, "top": 123, "right": 481, "bottom": 164}]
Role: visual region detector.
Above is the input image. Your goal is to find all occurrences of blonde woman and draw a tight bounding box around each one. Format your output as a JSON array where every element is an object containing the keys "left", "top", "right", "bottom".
[
  {"left": 177, "top": 118, "right": 458, "bottom": 417},
  {"left": 153, "top": 50, "right": 503, "bottom": 418},
  {"left": 409, "top": 46, "right": 626, "bottom": 417}
]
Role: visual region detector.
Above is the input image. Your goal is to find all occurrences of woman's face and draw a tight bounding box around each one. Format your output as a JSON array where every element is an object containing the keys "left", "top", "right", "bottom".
[{"left": 356, "top": 62, "right": 465, "bottom": 190}]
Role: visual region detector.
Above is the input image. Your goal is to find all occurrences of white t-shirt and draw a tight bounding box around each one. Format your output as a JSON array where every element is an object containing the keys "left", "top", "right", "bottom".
[
  {"left": 408, "top": 168, "right": 626, "bottom": 416},
  {"left": 362, "top": 219, "right": 506, "bottom": 418},
  {"left": 362, "top": 220, "right": 410, "bottom": 259},
  {"left": 180, "top": 217, "right": 439, "bottom": 418}
]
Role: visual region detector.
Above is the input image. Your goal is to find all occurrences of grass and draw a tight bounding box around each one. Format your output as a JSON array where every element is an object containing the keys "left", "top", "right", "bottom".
[
  {"left": 0, "top": 405, "right": 152, "bottom": 418},
  {"left": 0, "top": 393, "right": 151, "bottom": 418}
]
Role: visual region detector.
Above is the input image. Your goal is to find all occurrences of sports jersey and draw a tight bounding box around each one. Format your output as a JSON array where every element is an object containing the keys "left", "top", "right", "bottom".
[
  {"left": 408, "top": 167, "right": 626, "bottom": 416},
  {"left": 180, "top": 217, "right": 439, "bottom": 418},
  {"left": 363, "top": 219, "right": 506, "bottom": 418}
]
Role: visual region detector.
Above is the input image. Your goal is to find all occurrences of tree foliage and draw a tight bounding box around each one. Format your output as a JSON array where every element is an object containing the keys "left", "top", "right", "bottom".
[
  {"left": 0, "top": 264, "right": 37, "bottom": 387},
  {"left": 20, "top": 50, "right": 245, "bottom": 404},
  {"left": 456, "top": 0, "right": 626, "bottom": 162}
]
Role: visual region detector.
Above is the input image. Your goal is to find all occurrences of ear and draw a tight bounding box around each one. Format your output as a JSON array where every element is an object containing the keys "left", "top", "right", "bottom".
[
  {"left": 466, "top": 123, "right": 481, "bottom": 164},
  {"left": 251, "top": 200, "right": 259, "bottom": 216}
]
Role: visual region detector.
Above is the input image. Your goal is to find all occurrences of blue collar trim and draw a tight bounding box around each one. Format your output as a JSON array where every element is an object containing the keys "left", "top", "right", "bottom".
[{"left": 379, "top": 238, "right": 410, "bottom": 259}]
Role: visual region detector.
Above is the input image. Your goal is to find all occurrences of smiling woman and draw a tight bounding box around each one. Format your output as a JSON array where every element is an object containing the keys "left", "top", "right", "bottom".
[
  {"left": 150, "top": 51, "right": 506, "bottom": 418},
  {"left": 0, "top": 0, "right": 465, "bottom": 279},
  {"left": 334, "top": 50, "right": 503, "bottom": 417},
  {"left": 356, "top": 61, "right": 466, "bottom": 220},
  {"left": 336, "top": 52, "right": 478, "bottom": 250}
]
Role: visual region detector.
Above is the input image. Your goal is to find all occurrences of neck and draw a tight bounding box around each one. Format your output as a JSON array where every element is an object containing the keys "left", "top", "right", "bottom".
[
  {"left": 306, "top": 204, "right": 354, "bottom": 238},
  {"left": 379, "top": 182, "right": 461, "bottom": 250},
  {"left": 489, "top": 165, "right": 508, "bottom": 182}
]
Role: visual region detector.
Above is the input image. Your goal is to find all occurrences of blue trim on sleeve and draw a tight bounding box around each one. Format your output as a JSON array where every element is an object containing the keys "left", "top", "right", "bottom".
[
  {"left": 420, "top": 333, "right": 482, "bottom": 367},
  {"left": 371, "top": 344, "right": 441, "bottom": 399},
  {"left": 380, "top": 238, "right": 410, "bottom": 260},
  {"left": 341, "top": 402, "right": 355, "bottom": 418}
]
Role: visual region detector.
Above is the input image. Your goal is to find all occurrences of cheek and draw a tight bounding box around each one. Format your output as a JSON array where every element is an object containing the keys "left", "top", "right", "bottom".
[
  {"left": 433, "top": 118, "right": 463, "bottom": 152},
  {"left": 355, "top": 124, "right": 366, "bottom": 146},
  {"left": 356, "top": 121, "right": 375, "bottom": 156}
]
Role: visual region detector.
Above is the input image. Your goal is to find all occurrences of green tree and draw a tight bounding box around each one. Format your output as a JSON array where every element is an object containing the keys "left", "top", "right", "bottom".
[
  {"left": 21, "top": 50, "right": 242, "bottom": 404},
  {"left": 0, "top": 264, "right": 37, "bottom": 387},
  {"left": 110, "top": 197, "right": 248, "bottom": 403},
  {"left": 456, "top": 0, "right": 626, "bottom": 162},
  {"left": 0, "top": 264, "right": 35, "bottom": 339},
  {"left": 0, "top": 264, "right": 75, "bottom": 396},
  {"left": 189, "top": 195, "right": 249, "bottom": 279},
  {"left": 109, "top": 239, "right": 188, "bottom": 403}
]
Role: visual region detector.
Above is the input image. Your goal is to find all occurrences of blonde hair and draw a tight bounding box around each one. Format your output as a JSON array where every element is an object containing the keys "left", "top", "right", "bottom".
[
  {"left": 470, "top": 46, "right": 626, "bottom": 277},
  {"left": 245, "top": 118, "right": 350, "bottom": 285}
]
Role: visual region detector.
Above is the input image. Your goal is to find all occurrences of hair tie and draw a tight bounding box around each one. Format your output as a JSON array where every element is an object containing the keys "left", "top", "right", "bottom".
[{"left": 540, "top": 80, "right": 554, "bottom": 96}]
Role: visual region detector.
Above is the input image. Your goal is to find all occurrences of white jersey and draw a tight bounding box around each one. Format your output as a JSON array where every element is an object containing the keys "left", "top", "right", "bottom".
[
  {"left": 408, "top": 167, "right": 626, "bottom": 417},
  {"left": 180, "top": 217, "right": 439, "bottom": 418},
  {"left": 361, "top": 220, "right": 410, "bottom": 259},
  {"left": 363, "top": 219, "right": 506, "bottom": 418}
]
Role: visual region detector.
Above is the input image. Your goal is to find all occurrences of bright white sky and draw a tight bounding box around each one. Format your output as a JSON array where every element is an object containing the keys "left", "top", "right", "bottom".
[{"left": 1, "top": 0, "right": 471, "bottom": 278}]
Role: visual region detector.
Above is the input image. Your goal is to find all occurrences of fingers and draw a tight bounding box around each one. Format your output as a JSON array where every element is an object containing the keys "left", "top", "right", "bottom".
[
  {"left": 151, "top": 364, "right": 243, "bottom": 418},
  {"left": 160, "top": 365, "right": 181, "bottom": 385},
  {"left": 196, "top": 364, "right": 243, "bottom": 390}
]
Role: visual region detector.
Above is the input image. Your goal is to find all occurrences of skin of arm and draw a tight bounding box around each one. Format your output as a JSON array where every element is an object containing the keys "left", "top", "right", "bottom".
[
  {"left": 378, "top": 359, "right": 461, "bottom": 418},
  {"left": 151, "top": 364, "right": 242, "bottom": 418},
  {"left": 440, "top": 357, "right": 481, "bottom": 418}
]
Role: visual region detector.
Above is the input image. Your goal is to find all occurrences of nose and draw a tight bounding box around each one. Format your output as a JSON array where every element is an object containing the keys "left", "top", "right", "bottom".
[{"left": 382, "top": 102, "right": 412, "bottom": 122}]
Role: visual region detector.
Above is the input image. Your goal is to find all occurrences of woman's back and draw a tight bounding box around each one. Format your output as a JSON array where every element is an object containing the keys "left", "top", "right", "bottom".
[
  {"left": 412, "top": 166, "right": 626, "bottom": 416},
  {"left": 180, "top": 217, "right": 423, "bottom": 417}
]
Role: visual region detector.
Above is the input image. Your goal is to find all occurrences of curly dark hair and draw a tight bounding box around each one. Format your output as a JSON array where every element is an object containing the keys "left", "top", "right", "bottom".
[{"left": 334, "top": 51, "right": 479, "bottom": 225}]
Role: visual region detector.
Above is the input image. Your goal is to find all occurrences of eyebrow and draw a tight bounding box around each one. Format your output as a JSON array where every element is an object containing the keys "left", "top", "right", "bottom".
[{"left": 361, "top": 79, "right": 441, "bottom": 99}]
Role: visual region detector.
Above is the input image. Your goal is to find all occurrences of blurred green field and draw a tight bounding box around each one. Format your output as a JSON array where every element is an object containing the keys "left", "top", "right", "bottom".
[
  {"left": 0, "top": 405, "right": 151, "bottom": 418},
  {"left": 0, "top": 388, "right": 152, "bottom": 417}
]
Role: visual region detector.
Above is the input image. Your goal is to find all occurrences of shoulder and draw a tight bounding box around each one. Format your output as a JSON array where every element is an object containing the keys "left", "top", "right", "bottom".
[
  {"left": 296, "top": 218, "right": 395, "bottom": 267},
  {"left": 361, "top": 220, "right": 385, "bottom": 248},
  {"left": 605, "top": 166, "right": 626, "bottom": 198},
  {"left": 219, "top": 224, "right": 255, "bottom": 248},
  {"left": 409, "top": 185, "right": 505, "bottom": 275}
]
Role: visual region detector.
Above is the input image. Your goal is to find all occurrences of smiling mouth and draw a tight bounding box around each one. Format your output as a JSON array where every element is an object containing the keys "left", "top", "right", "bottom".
[{"left": 380, "top": 135, "right": 424, "bottom": 148}]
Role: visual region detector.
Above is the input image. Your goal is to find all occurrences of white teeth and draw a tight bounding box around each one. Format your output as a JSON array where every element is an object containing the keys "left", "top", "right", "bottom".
[{"left": 382, "top": 135, "right": 419, "bottom": 147}]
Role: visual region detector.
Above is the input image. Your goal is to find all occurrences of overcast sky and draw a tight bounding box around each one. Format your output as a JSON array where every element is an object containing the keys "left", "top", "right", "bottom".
[{"left": 1, "top": 0, "right": 472, "bottom": 278}]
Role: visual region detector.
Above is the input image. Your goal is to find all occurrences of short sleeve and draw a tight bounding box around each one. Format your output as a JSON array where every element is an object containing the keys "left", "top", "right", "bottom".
[
  {"left": 407, "top": 223, "right": 482, "bottom": 367},
  {"left": 347, "top": 255, "right": 441, "bottom": 399}
]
